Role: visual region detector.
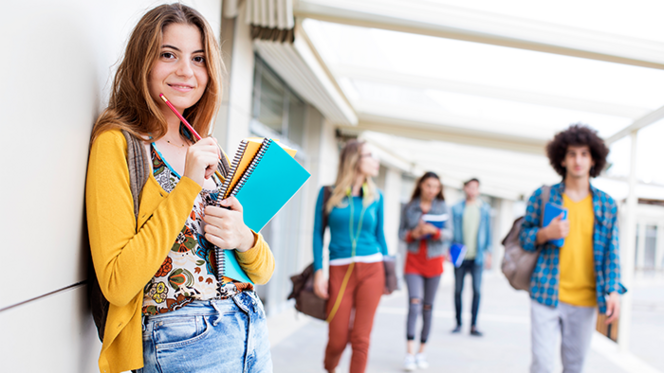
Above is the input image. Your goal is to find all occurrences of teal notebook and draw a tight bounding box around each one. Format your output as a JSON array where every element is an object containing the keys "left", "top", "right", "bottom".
[
  {"left": 231, "top": 140, "right": 311, "bottom": 231},
  {"left": 216, "top": 139, "right": 310, "bottom": 284}
]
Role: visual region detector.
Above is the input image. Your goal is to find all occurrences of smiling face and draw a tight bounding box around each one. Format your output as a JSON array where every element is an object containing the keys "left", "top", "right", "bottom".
[
  {"left": 562, "top": 145, "right": 595, "bottom": 180},
  {"left": 148, "top": 23, "right": 209, "bottom": 114}
]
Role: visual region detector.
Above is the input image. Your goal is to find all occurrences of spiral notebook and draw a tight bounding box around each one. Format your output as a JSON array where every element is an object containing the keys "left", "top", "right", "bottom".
[{"left": 214, "top": 138, "right": 310, "bottom": 284}]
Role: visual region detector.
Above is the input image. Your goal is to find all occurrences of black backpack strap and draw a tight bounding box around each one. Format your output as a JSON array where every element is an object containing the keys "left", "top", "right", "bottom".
[{"left": 122, "top": 130, "right": 150, "bottom": 221}]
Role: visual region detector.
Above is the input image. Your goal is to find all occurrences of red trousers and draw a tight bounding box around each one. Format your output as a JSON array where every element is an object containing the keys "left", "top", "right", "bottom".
[{"left": 324, "top": 261, "right": 384, "bottom": 373}]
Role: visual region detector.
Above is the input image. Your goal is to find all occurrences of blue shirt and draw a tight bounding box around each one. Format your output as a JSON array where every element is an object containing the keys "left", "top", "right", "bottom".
[
  {"left": 312, "top": 187, "right": 388, "bottom": 271},
  {"left": 519, "top": 183, "right": 626, "bottom": 313},
  {"left": 451, "top": 200, "right": 492, "bottom": 265}
]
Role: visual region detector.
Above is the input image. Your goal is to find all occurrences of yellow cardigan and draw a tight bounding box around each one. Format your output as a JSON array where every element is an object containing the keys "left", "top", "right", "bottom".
[{"left": 86, "top": 130, "right": 275, "bottom": 373}]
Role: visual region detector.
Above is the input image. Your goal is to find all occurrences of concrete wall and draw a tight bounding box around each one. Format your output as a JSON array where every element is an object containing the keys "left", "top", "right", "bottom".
[
  {"left": 0, "top": 1, "right": 222, "bottom": 371},
  {"left": 216, "top": 0, "right": 253, "bottom": 153}
]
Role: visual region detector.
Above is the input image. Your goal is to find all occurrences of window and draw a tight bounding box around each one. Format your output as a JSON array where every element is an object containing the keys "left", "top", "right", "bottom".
[{"left": 252, "top": 56, "right": 306, "bottom": 149}]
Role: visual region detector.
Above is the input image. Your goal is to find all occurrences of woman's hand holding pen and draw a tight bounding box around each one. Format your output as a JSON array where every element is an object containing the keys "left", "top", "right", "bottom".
[
  {"left": 183, "top": 137, "right": 221, "bottom": 187},
  {"left": 203, "top": 197, "right": 256, "bottom": 252}
]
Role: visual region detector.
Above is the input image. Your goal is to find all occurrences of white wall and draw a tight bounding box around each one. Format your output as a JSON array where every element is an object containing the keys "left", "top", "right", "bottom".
[
  {"left": 0, "top": 1, "right": 222, "bottom": 371},
  {"left": 216, "top": 0, "right": 254, "bottom": 154},
  {"left": 383, "top": 167, "right": 404, "bottom": 255}
]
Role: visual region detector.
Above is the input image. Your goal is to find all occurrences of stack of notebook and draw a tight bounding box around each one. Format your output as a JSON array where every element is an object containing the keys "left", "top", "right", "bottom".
[{"left": 214, "top": 138, "right": 310, "bottom": 284}]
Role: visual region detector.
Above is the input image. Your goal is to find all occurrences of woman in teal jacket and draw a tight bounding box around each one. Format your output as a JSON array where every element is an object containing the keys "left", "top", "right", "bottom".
[{"left": 312, "top": 139, "right": 388, "bottom": 373}]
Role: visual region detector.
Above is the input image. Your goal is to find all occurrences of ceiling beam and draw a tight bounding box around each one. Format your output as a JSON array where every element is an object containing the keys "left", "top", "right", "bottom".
[
  {"left": 605, "top": 104, "right": 664, "bottom": 145},
  {"left": 334, "top": 65, "right": 651, "bottom": 119},
  {"left": 339, "top": 116, "right": 547, "bottom": 155},
  {"left": 295, "top": 0, "right": 664, "bottom": 70}
]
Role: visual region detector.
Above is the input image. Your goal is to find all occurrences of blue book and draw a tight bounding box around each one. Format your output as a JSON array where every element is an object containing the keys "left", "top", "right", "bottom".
[
  {"left": 449, "top": 243, "right": 467, "bottom": 268},
  {"left": 422, "top": 213, "right": 448, "bottom": 229},
  {"left": 421, "top": 213, "right": 448, "bottom": 239},
  {"left": 543, "top": 202, "right": 568, "bottom": 247},
  {"left": 219, "top": 139, "right": 311, "bottom": 284}
]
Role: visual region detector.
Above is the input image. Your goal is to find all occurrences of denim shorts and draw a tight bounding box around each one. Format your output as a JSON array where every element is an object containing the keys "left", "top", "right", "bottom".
[{"left": 136, "top": 291, "right": 272, "bottom": 373}]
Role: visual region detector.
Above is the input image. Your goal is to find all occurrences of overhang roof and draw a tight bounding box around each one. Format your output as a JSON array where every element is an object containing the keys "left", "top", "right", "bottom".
[{"left": 288, "top": 0, "right": 664, "bottom": 199}]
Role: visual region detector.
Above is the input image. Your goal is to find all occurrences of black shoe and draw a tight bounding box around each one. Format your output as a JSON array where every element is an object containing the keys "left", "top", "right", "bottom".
[
  {"left": 451, "top": 325, "right": 462, "bottom": 333},
  {"left": 470, "top": 327, "right": 483, "bottom": 337}
]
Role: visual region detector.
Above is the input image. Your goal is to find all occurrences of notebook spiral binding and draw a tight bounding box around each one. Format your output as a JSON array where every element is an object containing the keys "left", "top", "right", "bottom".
[
  {"left": 212, "top": 138, "right": 271, "bottom": 283},
  {"left": 213, "top": 141, "right": 247, "bottom": 282},
  {"left": 214, "top": 244, "right": 225, "bottom": 282},
  {"left": 217, "top": 140, "right": 248, "bottom": 203},
  {"left": 230, "top": 138, "right": 271, "bottom": 197}
]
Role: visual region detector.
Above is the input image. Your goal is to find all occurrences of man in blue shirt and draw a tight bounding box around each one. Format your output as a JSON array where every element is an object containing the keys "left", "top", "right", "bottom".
[{"left": 451, "top": 178, "right": 492, "bottom": 336}]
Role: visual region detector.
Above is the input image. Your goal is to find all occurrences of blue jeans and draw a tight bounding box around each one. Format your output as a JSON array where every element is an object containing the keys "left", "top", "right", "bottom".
[
  {"left": 137, "top": 291, "right": 272, "bottom": 373},
  {"left": 454, "top": 259, "right": 483, "bottom": 327}
]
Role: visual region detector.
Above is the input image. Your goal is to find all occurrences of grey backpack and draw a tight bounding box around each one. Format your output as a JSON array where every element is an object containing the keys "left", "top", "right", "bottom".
[{"left": 500, "top": 186, "right": 550, "bottom": 292}]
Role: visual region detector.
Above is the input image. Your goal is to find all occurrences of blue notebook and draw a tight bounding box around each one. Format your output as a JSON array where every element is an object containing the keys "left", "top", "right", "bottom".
[
  {"left": 216, "top": 139, "right": 311, "bottom": 284},
  {"left": 543, "top": 202, "right": 568, "bottom": 247},
  {"left": 422, "top": 213, "right": 448, "bottom": 229},
  {"left": 421, "top": 213, "right": 448, "bottom": 239},
  {"left": 449, "top": 243, "right": 467, "bottom": 268}
]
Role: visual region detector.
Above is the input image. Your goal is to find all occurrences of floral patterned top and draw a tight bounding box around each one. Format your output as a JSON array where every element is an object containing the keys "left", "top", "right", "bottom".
[{"left": 142, "top": 143, "right": 251, "bottom": 316}]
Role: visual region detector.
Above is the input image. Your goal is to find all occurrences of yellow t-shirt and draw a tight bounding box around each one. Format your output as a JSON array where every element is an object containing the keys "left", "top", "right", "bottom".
[{"left": 558, "top": 193, "right": 597, "bottom": 306}]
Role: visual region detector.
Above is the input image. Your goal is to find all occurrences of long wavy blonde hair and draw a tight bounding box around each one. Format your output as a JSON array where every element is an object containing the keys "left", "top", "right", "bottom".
[
  {"left": 326, "top": 140, "right": 378, "bottom": 213},
  {"left": 90, "top": 3, "right": 224, "bottom": 143}
]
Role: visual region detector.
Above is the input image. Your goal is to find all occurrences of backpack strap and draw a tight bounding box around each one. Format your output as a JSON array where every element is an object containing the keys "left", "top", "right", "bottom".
[
  {"left": 121, "top": 130, "right": 150, "bottom": 220},
  {"left": 216, "top": 146, "right": 230, "bottom": 178},
  {"left": 539, "top": 185, "right": 551, "bottom": 228}
]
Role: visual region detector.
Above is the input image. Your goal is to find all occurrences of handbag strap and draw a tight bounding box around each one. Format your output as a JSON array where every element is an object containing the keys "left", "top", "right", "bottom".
[
  {"left": 322, "top": 186, "right": 332, "bottom": 229},
  {"left": 326, "top": 187, "right": 368, "bottom": 323}
]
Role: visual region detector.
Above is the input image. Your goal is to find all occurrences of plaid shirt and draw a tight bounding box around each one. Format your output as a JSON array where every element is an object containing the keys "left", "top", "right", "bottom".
[{"left": 519, "top": 183, "right": 626, "bottom": 314}]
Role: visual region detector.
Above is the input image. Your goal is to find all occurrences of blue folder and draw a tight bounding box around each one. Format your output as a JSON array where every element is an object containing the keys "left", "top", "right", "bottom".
[
  {"left": 223, "top": 140, "right": 311, "bottom": 283},
  {"left": 543, "top": 202, "right": 568, "bottom": 247},
  {"left": 449, "top": 243, "right": 467, "bottom": 268}
]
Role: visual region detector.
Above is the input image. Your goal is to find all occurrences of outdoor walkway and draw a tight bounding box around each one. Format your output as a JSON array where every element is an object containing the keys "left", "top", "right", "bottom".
[{"left": 268, "top": 264, "right": 664, "bottom": 373}]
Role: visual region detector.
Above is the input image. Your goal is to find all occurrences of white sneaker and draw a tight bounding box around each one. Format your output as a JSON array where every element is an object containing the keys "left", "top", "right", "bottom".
[
  {"left": 415, "top": 353, "right": 429, "bottom": 369},
  {"left": 403, "top": 354, "right": 417, "bottom": 371}
]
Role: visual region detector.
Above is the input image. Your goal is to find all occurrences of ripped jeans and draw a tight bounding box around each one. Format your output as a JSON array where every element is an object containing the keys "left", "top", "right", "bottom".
[
  {"left": 137, "top": 291, "right": 272, "bottom": 373},
  {"left": 405, "top": 274, "right": 441, "bottom": 343}
]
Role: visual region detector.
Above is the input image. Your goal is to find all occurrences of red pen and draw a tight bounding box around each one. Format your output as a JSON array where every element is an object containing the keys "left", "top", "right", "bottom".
[{"left": 159, "top": 93, "right": 202, "bottom": 141}]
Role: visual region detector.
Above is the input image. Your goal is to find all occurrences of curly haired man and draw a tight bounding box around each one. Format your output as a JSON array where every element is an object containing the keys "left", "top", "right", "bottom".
[{"left": 519, "top": 124, "right": 626, "bottom": 373}]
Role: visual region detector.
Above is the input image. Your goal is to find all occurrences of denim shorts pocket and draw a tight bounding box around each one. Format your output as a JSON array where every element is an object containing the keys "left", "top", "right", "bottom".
[{"left": 154, "top": 315, "right": 211, "bottom": 350}]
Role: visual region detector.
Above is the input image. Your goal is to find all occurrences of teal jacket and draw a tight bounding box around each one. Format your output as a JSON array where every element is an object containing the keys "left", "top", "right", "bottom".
[
  {"left": 312, "top": 187, "right": 388, "bottom": 272},
  {"left": 451, "top": 200, "right": 492, "bottom": 265}
]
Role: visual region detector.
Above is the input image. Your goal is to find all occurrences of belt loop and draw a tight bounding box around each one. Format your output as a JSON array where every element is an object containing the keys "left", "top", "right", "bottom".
[{"left": 210, "top": 300, "right": 222, "bottom": 326}]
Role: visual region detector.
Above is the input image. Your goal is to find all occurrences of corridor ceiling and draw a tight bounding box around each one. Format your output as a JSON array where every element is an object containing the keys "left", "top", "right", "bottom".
[{"left": 287, "top": 0, "right": 664, "bottom": 199}]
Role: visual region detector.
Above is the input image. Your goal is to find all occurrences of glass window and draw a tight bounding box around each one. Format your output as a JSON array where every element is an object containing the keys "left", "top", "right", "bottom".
[{"left": 252, "top": 56, "right": 306, "bottom": 147}]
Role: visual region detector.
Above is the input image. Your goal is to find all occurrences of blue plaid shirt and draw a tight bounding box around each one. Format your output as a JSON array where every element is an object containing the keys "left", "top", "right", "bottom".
[{"left": 519, "top": 183, "right": 626, "bottom": 314}]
